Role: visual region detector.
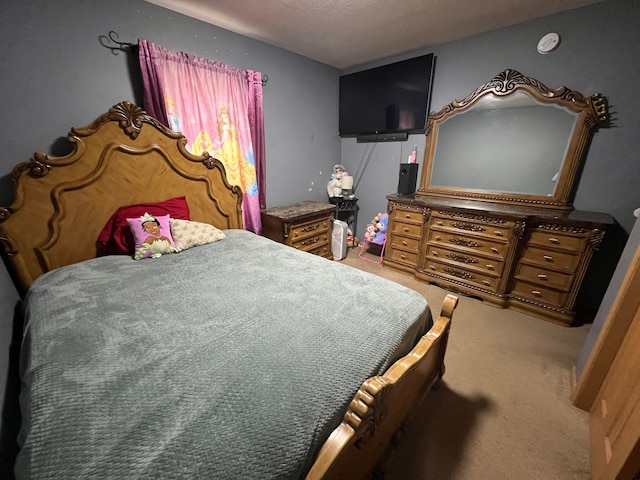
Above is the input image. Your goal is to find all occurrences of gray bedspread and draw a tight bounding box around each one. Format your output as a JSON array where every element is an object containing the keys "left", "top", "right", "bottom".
[{"left": 15, "top": 229, "right": 431, "bottom": 479}]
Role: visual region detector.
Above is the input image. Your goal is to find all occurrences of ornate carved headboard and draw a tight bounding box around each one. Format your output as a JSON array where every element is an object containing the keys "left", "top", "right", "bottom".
[{"left": 0, "top": 102, "right": 243, "bottom": 295}]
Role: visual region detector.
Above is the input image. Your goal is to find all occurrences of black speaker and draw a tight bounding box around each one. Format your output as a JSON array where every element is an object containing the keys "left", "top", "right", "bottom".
[{"left": 398, "top": 163, "right": 419, "bottom": 194}]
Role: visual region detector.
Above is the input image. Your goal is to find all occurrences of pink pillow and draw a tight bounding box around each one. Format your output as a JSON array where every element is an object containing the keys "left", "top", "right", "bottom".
[
  {"left": 97, "top": 197, "right": 190, "bottom": 255},
  {"left": 126, "top": 213, "right": 178, "bottom": 260}
]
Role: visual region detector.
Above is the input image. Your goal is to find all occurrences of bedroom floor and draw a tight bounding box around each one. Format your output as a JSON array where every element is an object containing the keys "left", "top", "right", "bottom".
[{"left": 341, "top": 247, "right": 592, "bottom": 480}]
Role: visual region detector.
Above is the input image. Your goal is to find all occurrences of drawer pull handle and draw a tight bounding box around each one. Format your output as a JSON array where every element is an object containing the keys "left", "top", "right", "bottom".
[
  {"left": 494, "top": 231, "right": 503, "bottom": 236},
  {"left": 538, "top": 274, "right": 548, "bottom": 280},
  {"left": 491, "top": 247, "right": 499, "bottom": 253},
  {"left": 405, "top": 214, "right": 412, "bottom": 218},
  {"left": 436, "top": 221, "right": 443, "bottom": 226},
  {"left": 482, "top": 280, "right": 490, "bottom": 285},
  {"left": 430, "top": 265, "right": 436, "bottom": 270},
  {"left": 403, "top": 227, "right": 409, "bottom": 232},
  {"left": 532, "top": 290, "right": 542, "bottom": 296},
  {"left": 435, "top": 235, "right": 441, "bottom": 241},
  {"left": 486, "top": 264, "right": 494, "bottom": 270},
  {"left": 400, "top": 255, "right": 407, "bottom": 260},
  {"left": 432, "top": 250, "right": 439, "bottom": 256},
  {"left": 548, "top": 237, "right": 559, "bottom": 244},
  {"left": 543, "top": 255, "right": 553, "bottom": 261},
  {"left": 401, "top": 240, "right": 408, "bottom": 246}
]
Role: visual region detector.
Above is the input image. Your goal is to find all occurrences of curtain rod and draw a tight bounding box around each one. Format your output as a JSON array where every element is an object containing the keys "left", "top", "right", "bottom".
[{"left": 99, "top": 31, "right": 268, "bottom": 86}]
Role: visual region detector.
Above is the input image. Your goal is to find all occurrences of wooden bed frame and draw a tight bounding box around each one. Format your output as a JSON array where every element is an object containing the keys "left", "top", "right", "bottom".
[{"left": 0, "top": 102, "right": 457, "bottom": 479}]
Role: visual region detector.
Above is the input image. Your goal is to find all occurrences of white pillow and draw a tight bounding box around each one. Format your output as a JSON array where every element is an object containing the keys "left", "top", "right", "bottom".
[{"left": 169, "top": 218, "right": 226, "bottom": 252}]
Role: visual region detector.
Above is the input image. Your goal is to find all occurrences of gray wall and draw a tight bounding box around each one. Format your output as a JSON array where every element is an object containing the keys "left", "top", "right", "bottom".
[
  {"left": 1, "top": 0, "right": 639, "bottom": 470},
  {"left": 343, "top": 0, "right": 640, "bottom": 241},
  {"left": 0, "top": 0, "right": 340, "bottom": 467}
]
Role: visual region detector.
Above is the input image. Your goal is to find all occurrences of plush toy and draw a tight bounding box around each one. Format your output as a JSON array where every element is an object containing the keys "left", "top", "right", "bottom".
[
  {"left": 364, "top": 223, "right": 377, "bottom": 242},
  {"left": 327, "top": 164, "right": 349, "bottom": 198},
  {"left": 371, "top": 213, "right": 388, "bottom": 244}
]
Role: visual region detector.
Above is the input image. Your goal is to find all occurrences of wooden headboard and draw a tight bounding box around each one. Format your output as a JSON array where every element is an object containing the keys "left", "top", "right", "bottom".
[{"left": 0, "top": 102, "right": 243, "bottom": 295}]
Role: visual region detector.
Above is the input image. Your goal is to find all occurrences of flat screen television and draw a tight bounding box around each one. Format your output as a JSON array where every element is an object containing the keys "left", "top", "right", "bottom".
[{"left": 339, "top": 53, "right": 435, "bottom": 141}]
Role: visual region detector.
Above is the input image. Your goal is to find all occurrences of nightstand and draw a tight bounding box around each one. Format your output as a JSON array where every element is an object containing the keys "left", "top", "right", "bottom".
[
  {"left": 329, "top": 196, "right": 358, "bottom": 235},
  {"left": 261, "top": 201, "right": 336, "bottom": 259}
]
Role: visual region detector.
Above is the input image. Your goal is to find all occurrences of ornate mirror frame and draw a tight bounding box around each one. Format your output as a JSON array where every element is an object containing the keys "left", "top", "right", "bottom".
[{"left": 417, "top": 69, "right": 607, "bottom": 210}]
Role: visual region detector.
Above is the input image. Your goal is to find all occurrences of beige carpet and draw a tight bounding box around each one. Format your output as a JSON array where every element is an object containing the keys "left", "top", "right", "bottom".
[{"left": 340, "top": 248, "right": 592, "bottom": 480}]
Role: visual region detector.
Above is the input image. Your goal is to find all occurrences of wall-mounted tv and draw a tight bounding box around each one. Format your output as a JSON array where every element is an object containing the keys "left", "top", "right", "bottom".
[{"left": 339, "top": 53, "right": 435, "bottom": 142}]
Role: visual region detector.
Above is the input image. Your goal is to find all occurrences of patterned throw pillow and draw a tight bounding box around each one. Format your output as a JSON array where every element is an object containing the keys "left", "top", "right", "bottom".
[
  {"left": 97, "top": 196, "right": 190, "bottom": 255},
  {"left": 169, "top": 218, "right": 226, "bottom": 252},
  {"left": 126, "top": 213, "right": 178, "bottom": 260}
]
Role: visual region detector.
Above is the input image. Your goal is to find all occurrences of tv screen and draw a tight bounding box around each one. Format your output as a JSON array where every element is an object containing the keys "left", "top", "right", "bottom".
[{"left": 339, "top": 53, "right": 435, "bottom": 140}]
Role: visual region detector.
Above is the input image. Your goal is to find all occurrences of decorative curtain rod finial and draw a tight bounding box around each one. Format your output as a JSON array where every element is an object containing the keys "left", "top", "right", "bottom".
[{"left": 99, "top": 30, "right": 137, "bottom": 55}]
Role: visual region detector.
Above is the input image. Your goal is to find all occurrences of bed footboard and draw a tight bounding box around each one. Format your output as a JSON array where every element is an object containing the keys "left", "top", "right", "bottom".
[{"left": 305, "top": 293, "right": 458, "bottom": 480}]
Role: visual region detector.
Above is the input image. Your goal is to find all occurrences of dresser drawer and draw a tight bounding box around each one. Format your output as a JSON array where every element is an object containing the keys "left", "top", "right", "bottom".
[
  {"left": 519, "top": 245, "right": 580, "bottom": 272},
  {"left": 424, "top": 260, "right": 500, "bottom": 292},
  {"left": 391, "top": 221, "right": 423, "bottom": 238},
  {"left": 289, "top": 217, "right": 330, "bottom": 242},
  {"left": 514, "top": 263, "right": 574, "bottom": 291},
  {"left": 526, "top": 229, "right": 588, "bottom": 253},
  {"left": 306, "top": 242, "right": 332, "bottom": 258},
  {"left": 428, "top": 229, "right": 509, "bottom": 259},
  {"left": 389, "top": 234, "right": 421, "bottom": 253},
  {"left": 431, "top": 213, "right": 514, "bottom": 240},
  {"left": 391, "top": 208, "right": 424, "bottom": 225},
  {"left": 388, "top": 248, "right": 419, "bottom": 266},
  {"left": 511, "top": 280, "right": 568, "bottom": 305},
  {"left": 427, "top": 245, "right": 505, "bottom": 276},
  {"left": 291, "top": 231, "right": 330, "bottom": 252}
]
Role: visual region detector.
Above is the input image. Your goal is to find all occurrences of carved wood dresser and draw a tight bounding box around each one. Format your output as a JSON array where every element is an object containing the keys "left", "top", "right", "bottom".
[
  {"left": 385, "top": 194, "right": 614, "bottom": 325},
  {"left": 383, "top": 69, "right": 614, "bottom": 326},
  {"left": 261, "top": 201, "right": 336, "bottom": 259}
]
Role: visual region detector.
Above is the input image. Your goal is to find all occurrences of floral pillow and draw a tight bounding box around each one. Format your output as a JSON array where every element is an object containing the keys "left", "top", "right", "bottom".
[
  {"left": 169, "top": 218, "right": 226, "bottom": 252},
  {"left": 126, "top": 213, "right": 178, "bottom": 260}
]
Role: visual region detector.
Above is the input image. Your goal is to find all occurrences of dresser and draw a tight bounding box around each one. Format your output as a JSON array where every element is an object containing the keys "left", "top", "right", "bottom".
[
  {"left": 385, "top": 194, "right": 614, "bottom": 325},
  {"left": 261, "top": 201, "right": 336, "bottom": 259},
  {"left": 385, "top": 70, "right": 613, "bottom": 326}
]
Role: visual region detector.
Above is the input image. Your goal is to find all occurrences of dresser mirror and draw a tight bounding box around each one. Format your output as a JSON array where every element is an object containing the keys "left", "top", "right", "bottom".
[{"left": 418, "top": 69, "right": 607, "bottom": 209}]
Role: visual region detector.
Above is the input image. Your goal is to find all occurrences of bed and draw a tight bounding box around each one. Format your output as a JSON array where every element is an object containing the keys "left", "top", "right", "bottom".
[{"left": 0, "top": 101, "right": 458, "bottom": 479}]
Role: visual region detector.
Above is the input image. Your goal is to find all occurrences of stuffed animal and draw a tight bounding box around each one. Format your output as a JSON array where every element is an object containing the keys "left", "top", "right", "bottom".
[
  {"left": 371, "top": 213, "right": 388, "bottom": 244},
  {"left": 364, "top": 223, "right": 377, "bottom": 242},
  {"left": 327, "top": 164, "right": 349, "bottom": 198}
]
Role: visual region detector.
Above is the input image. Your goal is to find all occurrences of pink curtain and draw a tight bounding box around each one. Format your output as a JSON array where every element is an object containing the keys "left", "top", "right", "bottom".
[{"left": 138, "top": 39, "right": 265, "bottom": 233}]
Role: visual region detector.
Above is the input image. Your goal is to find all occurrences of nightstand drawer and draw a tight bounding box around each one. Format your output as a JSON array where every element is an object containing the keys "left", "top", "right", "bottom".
[
  {"left": 290, "top": 218, "right": 330, "bottom": 241},
  {"left": 306, "top": 242, "right": 332, "bottom": 258},
  {"left": 291, "top": 231, "right": 330, "bottom": 251}
]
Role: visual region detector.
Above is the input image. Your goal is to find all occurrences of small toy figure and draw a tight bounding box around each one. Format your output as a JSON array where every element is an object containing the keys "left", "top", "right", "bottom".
[
  {"left": 364, "top": 223, "right": 377, "bottom": 242},
  {"left": 327, "top": 164, "right": 349, "bottom": 198}
]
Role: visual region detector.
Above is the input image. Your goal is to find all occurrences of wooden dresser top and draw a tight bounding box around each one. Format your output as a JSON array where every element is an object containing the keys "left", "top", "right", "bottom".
[{"left": 261, "top": 201, "right": 336, "bottom": 221}]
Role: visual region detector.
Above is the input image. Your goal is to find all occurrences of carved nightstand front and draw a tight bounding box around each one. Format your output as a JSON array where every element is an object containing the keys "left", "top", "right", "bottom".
[{"left": 261, "top": 201, "right": 336, "bottom": 259}]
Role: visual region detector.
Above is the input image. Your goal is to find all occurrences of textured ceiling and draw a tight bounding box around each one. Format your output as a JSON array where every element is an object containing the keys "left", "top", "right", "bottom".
[{"left": 144, "top": 0, "right": 604, "bottom": 69}]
